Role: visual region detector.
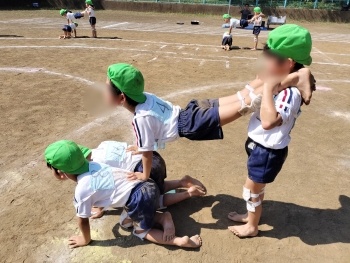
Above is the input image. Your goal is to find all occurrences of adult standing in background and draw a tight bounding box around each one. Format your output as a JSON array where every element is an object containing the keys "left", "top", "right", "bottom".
[{"left": 240, "top": 4, "right": 252, "bottom": 20}]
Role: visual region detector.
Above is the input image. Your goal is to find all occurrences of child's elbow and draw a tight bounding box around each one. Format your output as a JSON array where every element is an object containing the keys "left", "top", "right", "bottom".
[{"left": 261, "top": 121, "right": 276, "bottom": 130}]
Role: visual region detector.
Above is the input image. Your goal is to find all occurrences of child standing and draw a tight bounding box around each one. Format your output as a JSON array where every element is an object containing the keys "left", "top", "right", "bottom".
[
  {"left": 248, "top": 7, "right": 264, "bottom": 51},
  {"left": 222, "top": 32, "right": 232, "bottom": 51},
  {"left": 103, "top": 63, "right": 314, "bottom": 183},
  {"left": 84, "top": 0, "right": 97, "bottom": 38},
  {"left": 228, "top": 24, "right": 315, "bottom": 237}
]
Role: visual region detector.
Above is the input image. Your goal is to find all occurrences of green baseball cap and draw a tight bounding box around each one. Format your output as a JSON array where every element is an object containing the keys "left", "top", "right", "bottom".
[
  {"left": 85, "top": 0, "right": 93, "bottom": 5},
  {"left": 107, "top": 63, "right": 146, "bottom": 103},
  {"left": 45, "top": 140, "right": 89, "bottom": 175},
  {"left": 267, "top": 24, "right": 312, "bottom": 66},
  {"left": 59, "top": 9, "right": 67, "bottom": 16},
  {"left": 78, "top": 144, "right": 92, "bottom": 158},
  {"left": 254, "top": 7, "right": 261, "bottom": 13},
  {"left": 223, "top": 14, "right": 231, "bottom": 19}
]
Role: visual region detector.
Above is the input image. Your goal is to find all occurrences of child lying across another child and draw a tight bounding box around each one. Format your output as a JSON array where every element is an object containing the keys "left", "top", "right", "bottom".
[
  {"left": 45, "top": 140, "right": 203, "bottom": 249},
  {"left": 52, "top": 140, "right": 206, "bottom": 219}
]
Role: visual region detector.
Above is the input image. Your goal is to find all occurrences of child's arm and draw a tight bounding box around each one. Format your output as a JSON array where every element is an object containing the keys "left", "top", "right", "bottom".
[
  {"left": 260, "top": 82, "right": 282, "bottom": 130},
  {"left": 128, "top": 151, "right": 153, "bottom": 181},
  {"left": 68, "top": 217, "right": 91, "bottom": 248}
]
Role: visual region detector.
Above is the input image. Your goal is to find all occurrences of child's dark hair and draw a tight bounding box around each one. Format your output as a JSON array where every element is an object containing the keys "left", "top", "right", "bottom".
[
  {"left": 263, "top": 44, "right": 304, "bottom": 73},
  {"left": 47, "top": 163, "right": 59, "bottom": 174},
  {"left": 109, "top": 81, "right": 139, "bottom": 107},
  {"left": 245, "top": 3, "right": 249, "bottom": 6}
]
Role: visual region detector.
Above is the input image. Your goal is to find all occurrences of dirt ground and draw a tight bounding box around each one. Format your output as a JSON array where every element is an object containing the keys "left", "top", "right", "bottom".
[{"left": 0, "top": 10, "right": 349, "bottom": 263}]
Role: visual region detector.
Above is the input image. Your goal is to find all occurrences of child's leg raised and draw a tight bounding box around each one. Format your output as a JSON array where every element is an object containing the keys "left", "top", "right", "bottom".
[
  {"left": 137, "top": 212, "right": 202, "bottom": 248},
  {"left": 228, "top": 178, "right": 265, "bottom": 237}
]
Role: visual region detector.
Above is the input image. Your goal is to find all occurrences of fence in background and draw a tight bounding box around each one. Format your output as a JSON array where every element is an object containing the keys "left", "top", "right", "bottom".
[{"left": 107, "top": 0, "right": 350, "bottom": 10}]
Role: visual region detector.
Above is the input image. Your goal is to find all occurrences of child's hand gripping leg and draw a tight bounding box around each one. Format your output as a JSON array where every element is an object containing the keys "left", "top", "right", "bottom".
[{"left": 278, "top": 68, "right": 316, "bottom": 105}]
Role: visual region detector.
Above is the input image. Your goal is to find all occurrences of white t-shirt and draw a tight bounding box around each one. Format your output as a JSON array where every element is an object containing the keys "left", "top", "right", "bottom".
[
  {"left": 69, "top": 23, "right": 76, "bottom": 30},
  {"left": 133, "top": 93, "right": 181, "bottom": 151},
  {"left": 223, "top": 32, "right": 232, "bottom": 39},
  {"left": 66, "top": 12, "right": 75, "bottom": 21},
  {"left": 248, "top": 87, "right": 301, "bottom": 149},
  {"left": 73, "top": 162, "right": 140, "bottom": 218},
  {"left": 87, "top": 7, "right": 95, "bottom": 17},
  {"left": 91, "top": 141, "right": 141, "bottom": 171},
  {"left": 230, "top": 18, "right": 240, "bottom": 28},
  {"left": 252, "top": 16, "right": 262, "bottom": 26}
]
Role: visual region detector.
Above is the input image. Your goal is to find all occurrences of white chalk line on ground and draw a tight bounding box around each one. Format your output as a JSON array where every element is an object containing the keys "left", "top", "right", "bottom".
[
  {"left": 102, "top": 22, "right": 129, "bottom": 29},
  {"left": 313, "top": 47, "right": 336, "bottom": 63},
  {"left": 2, "top": 45, "right": 349, "bottom": 67},
  {"left": 2, "top": 37, "right": 350, "bottom": 56},
  {"left": 0, "top": 67, "right": 95, "bottom": 86}
]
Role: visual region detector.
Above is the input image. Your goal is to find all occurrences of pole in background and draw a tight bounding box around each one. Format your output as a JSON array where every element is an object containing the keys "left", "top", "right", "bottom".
[
  {"left": 313, "top": 0, "right": 318, "bottom": 9},
  {"left": 228, "top": 0, "right": 232, "bottom": 14},
  {"left": 283, "top": 0, "right": 287, "bottom": 8}
]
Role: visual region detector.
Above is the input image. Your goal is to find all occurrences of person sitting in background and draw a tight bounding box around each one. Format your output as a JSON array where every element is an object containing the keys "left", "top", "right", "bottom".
[{"left": 240, "top": 4, "right": 252, "bottom": 20}]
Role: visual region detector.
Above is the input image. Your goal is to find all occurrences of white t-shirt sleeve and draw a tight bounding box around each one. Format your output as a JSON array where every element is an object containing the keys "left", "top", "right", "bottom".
[
  {"left": 274, "top": 88, "right": 301, "bottom": 124},
  {"left": 132, "top": 116, "right": 156, "bottom": 151},
  {"left": 74, "top": 193, "right": 93, "bottom": 218}
]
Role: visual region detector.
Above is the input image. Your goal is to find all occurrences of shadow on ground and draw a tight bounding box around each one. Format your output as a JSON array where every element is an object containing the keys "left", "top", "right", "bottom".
[{"left": 90, "top": 194, "right": 350, "bottom": 249}]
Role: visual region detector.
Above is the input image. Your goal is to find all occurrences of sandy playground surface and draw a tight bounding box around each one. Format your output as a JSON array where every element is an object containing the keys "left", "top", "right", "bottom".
[{"left": 0, "top": 9, "right": 350, "bottom": 263}]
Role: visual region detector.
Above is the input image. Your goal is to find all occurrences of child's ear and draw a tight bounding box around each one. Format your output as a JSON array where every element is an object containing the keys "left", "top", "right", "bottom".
[{"left": 287, "top": 58, "right": 295, "bottom": 71}]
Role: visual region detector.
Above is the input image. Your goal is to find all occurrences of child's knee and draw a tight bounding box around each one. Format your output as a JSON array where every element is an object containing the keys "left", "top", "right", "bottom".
[{"left": 133, "top": 226, "right": 150, "bottom": 240}]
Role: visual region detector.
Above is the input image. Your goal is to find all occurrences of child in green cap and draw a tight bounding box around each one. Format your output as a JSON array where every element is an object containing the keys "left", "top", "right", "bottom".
[
  {"left": 69, "top": 140, "right": 206, "bottom": 219},
  {"left": 45, "top": 140, "right": 203, "bottom": 248},
  {"left": 248, "top": 7, "right": 265, "bottom": 50},
  {"left": 228, "top": 24, "right": 315, "bottom": 238},
  {"left": 84, "top": 0, "right": 97, "bottom": 38},
  {"left": 59, "top": 9, "right": 84, "bottom": 25},
  {"left": 104, "top": 62, "right": 314, "bottom": 185}
]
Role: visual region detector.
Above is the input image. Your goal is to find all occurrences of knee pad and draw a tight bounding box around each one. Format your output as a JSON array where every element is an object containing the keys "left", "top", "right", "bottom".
[
  {"left": 254, "top": 36, "right": 258, "bottom": 43},
  {"left": 242, "top": 186, "right": 261, "bottom": 212}
]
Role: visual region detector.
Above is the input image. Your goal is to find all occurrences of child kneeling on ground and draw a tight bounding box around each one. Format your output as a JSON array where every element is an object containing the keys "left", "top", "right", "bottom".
[
  {"left": 228, "top": 24, "right": 316, "bottom": 237},
  {"left": 222, "top": 32, "right": 232, "bottom": 51},
  {"left": 59, "top": 22, "right": 78, "bottom": 39},
  {"left": 45, "top": 140, "right": 202, "bottom": 248}
]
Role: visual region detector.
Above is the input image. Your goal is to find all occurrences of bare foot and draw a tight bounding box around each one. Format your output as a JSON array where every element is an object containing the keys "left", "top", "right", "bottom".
[
  {"left": 179, "top": 235, "right": 202, "bottom": 248},
  {"left": 228, "top": 224, "right": 258, "bottom": 238},
  {"left": 188, "top": 185, "right": 206, "bottom": 197},
  {"left": 227, "top": 212, "right": 248, "bottom": 223},
  {"left": 90, "top": 207, "right": 104, "bottom": 219},
  {"left": 163, "top": 212, "right": 175, "bottom": 242},
  {"left": 251, "top": 48, "right": 257, "bottom": 51},
  {"left": 181, "top": 175, "right": 207, "bottom": 193}
]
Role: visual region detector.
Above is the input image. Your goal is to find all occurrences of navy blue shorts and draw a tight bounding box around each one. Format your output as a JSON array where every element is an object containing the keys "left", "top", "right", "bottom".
[
  {"left": 178, "top": 99, "right": 223, "bottom": 141},
  {"left": 253, "top": 26, "right": 261, "bottom": 35},
  {"left": 134, "top": 151, "right": 167, "bottom": 194},
  {"left": 62, "top": 25, "right": 72, "bottom": 32},
  {"left": 89, "top": 17, "right": 96, "bottom": 25},
  {"left": 222, "top": 36, "right": 232, "bottom": 46},
  {"left": 246, "top": 137, "right": 288, "bottom": 184},
  {"left": 125, "top": 180, "right": 160, "bottom": 230},
  {"left": 74, "top": 12, "right": 83, "bottom": 19}
]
